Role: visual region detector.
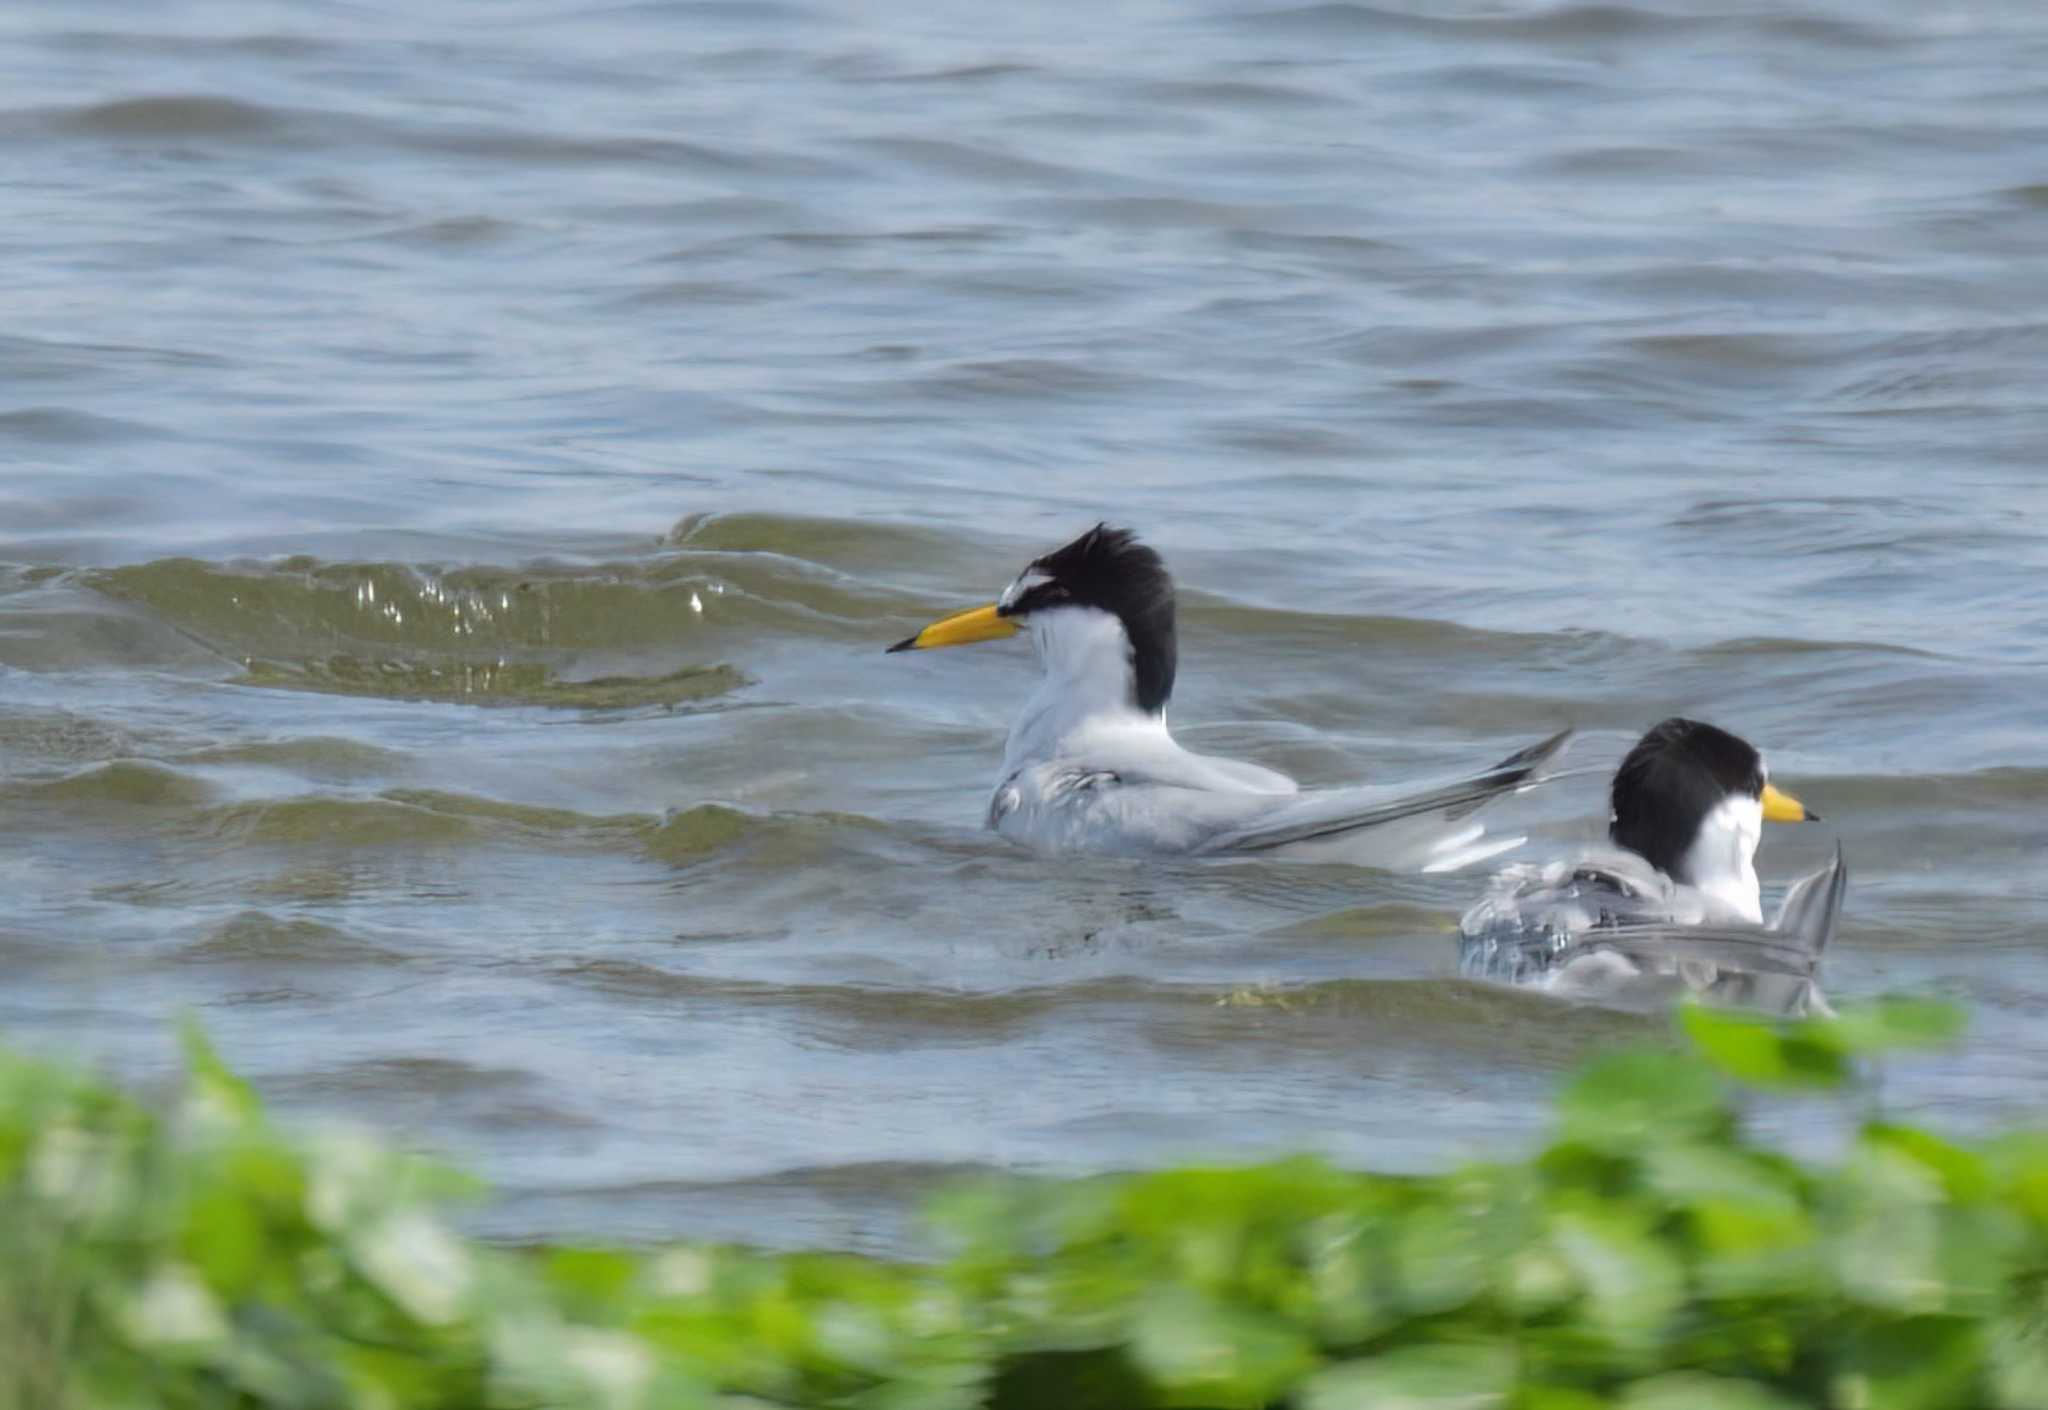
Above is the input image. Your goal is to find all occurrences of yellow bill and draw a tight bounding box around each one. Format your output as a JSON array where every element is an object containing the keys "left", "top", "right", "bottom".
[
  {"left": 886, "top": 602, "right": 1019, "bottom": 654},
  {"left": 1761, "top": 782, "right": 1818, "bottom": 823}
]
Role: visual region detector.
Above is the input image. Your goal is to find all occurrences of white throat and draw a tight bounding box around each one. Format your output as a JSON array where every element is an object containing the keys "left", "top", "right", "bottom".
[
  {"left": 1001, "top": 605, "right": 1153, "bottom": 773},
  {"left": 1680, "top": 793, "right": 1764, "bottom": 923}
]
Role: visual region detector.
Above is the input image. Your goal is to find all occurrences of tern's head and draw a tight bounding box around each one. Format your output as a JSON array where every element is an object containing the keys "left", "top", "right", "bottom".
[
  {"left": 886, "top": 523, "right": 1178, "bottom": 714},
  {"left": 1610, "top": 717, "right": 1818, "bottom": 910}
]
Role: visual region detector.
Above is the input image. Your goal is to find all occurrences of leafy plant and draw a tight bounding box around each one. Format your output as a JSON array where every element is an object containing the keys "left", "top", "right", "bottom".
[{"left": 4, "top": 1002, "right": 2046, "bottom": 1409}]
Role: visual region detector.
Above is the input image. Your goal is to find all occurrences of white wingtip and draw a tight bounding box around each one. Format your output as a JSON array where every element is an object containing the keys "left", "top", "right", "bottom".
[{"left": 1421, "top": 827, "right": 1527, "bottom": 874}]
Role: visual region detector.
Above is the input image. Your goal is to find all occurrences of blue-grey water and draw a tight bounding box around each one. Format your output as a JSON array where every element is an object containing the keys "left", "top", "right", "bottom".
[{"left": 1, "top": 0, "right": 2044, "bottom": 1253}]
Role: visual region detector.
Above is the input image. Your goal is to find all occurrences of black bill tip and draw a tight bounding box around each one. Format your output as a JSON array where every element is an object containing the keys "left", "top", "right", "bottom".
[
  {"left": 1802, "top": 805, "right": 1822, "bottom": 822},
  {"left": 885, "top": 635, "right": 918, "bottom": 654}
]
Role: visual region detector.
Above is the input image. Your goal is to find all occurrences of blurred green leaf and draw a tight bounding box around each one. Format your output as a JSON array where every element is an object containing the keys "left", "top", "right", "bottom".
[
  {"left": 544, "top": 1246, "right": 643, "bottom": 1318},
  {"left": 1547, "top": 1209, "right": 1686, "bottom": 1352},
  {"left": 986, "top": 1348, "right": 1147, "bottom": 1410},
  {"left": 1824, "top": 1140, "right": 2017, "bottom": 1316},
  {"left": 1614, "top": 1371, "right": 1804, "bottom": 1410},
  {"left": 178, "top": 1017, "right": 262, "bottom": 1124},
  {"left": 1863, "top": 1124, "right": 1990, "bottom": 1203},
  {"left": 1393, "top": 1201, "right": 1492, "bottom": 1316},
  {"left": 1640, "top": 1142, "right": 1818, "bottom": 1299},
  {"left": 1686, "top": 1206, "right": 1823, "bottom": 1303},
  {"left": 1300, "top": 1343, "right": 1514, "bottom": 1410},
  {"left": 180, "top": 1183, "right": 266, "bottom": 1294},
  {"left": 1301, "top": 1211, "right": 1394, "bottom": 1344},
  {"left": 1128, "top": 1287, "right": 1318, "bottom": 1408},
  {"left": 1641, "top": 1142, "right": 1802, "bottom": 1222},
  {"left": 1514, "top": 1389, "right": 1610, "bottom": 1410},
  {"left": 1987, "top": 1305, "right": 2048, "bottom": 1410},
  {"left": 1502, "top": 1244, "right": 1579, "bottom": 1318},
  {"left": 1679, "top": 1006, "right": 1847, "bottom": 1089},
  {"left": 1827, "top": 1316, "right": 1982, "bottom": 1410},
  {"left": 1981, "top": 1132, "right": 2048, "bottom": 1226},
  {"left": 1555, "top": 1047, "right": 1729, "bottom": 1155},
  {"left": 1811, "top": 999, "right": 1966, "bottom": 1057},
  {"left": 488, "top": 1319, "right": 683, "bottom": 1410}
]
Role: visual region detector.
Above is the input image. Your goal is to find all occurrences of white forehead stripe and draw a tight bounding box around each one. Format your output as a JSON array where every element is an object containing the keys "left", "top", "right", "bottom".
[{"left": 999, "top": 568, "right": 1049, "bottom": 611}]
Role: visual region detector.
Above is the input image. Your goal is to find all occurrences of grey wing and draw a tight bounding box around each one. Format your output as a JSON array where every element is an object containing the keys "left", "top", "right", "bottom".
[
  {"left": 1612, "top": 846, "right": 1847, "bottom": 973},
  {"left": 1461, "top": 848, "right": 1846, "bottom": 1017},
  {"left": 1191, "top": 727, "right": 1574, "bottom": 870},
  {"left": 1458, "top": 856, "right": 1675, "bottom": 983},
  {"left": 1545, "top": 923, "right": 1830, "bottom": 1017},
  {"left": 989, "top": 768, "right": 1286, "bottom": 856},
  {"left": 1569, "top": 924, "right": 1826, "bottom": 979}
]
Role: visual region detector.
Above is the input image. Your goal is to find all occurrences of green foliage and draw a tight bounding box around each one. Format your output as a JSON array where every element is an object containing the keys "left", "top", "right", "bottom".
[
  {"left": 8, "top": 1001, "right": 2048, "bottom": 1408},
  {"left": 1679, "top": 999, "right": 1966, "bottom": 1090}
]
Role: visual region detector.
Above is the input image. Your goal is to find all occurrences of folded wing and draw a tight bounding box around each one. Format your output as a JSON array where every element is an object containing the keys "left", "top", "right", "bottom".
[
  {"left": 1460, "top": 845, "right": 1848, "bottom": 1016},
  {"left": 1192, "top": 727, "right": 1574, "bottom": 870}
]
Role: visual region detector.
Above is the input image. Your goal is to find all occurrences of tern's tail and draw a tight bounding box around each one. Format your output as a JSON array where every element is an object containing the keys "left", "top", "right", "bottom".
[{"left": 1771, "top": 843, "right": 1849, "bottom": 955}]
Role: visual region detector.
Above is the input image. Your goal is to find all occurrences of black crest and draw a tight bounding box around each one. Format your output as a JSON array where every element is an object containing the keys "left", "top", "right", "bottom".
[
  {"left": 1003, "top": 523, "right": 1177, "bottom": 713},
  {"left": 1609, "top": 717, "right": 1765, "bottom": 880}
]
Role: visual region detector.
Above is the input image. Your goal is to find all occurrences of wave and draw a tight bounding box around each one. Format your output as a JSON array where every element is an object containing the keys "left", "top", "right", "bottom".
[
  {"left": 0, "top": 513, "right": 1947, "bottom": 716},
  {"left": 11, "top": 91, "right": 847, "bottom": 182},
  {"left": 175, "top": 911, "right": 406, "bottom": 967},
  {"left": 1804, "top": 767, "right": 2048, "bottom": 810},
  {"left": 186, "top": 793, "right": 803, "bottom": 854},
  {"left": 530, "top": 962, "right": 1664, "bottom": 1063},
  {"left": 0, "top": 406, "right": 173, "bottom": 444},
  {"left": 14, "top": 760, "right": 216, "bottom": 807},
  {"left": 233, "top": 657, "right": 747, "bottom": 710},
  {"left": 50, "top": 93, "right": 289, "bottom": 138},
  {"left": 1225, "top": 3, "right": 1895, "bottom": 47},
  {"left": 9, "top": 767, "right": 921, "bottom": 868},
  {"left": 76, "top": 555, "right": 784, "bottom": 707},
  {"left": 198, "top": 795, "right": 491, "bottom": 847},
  {"left": 174, "top": 737, "right": 411, "bottom": 781}
]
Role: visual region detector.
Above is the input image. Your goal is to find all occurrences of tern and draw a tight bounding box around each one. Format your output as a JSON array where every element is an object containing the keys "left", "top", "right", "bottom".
[
  {"left": 888, "top": 523, "right": 1571, "bottom": 870},
  {"left": 1459, "top": 717, "right": 1843, "bottom": 1013}
]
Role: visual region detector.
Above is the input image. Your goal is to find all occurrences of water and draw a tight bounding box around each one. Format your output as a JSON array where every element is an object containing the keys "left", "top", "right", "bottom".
[{"left": 1, "top": 0, "right": 2044, "bottom": 1254}]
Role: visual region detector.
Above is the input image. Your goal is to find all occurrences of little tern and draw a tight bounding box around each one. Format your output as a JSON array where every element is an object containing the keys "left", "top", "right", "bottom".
[
  {"left": 888, "top": 523, "right": 1571, "bottom": 870},
  {"left": 1459, "top": 717, "right": 1841, "bottom": 1012}
]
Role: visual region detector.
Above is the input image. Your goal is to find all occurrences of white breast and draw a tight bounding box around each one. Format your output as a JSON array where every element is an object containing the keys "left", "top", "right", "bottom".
[{"left": 1680, "top": 793, "right": 1765, "bottom": 923}]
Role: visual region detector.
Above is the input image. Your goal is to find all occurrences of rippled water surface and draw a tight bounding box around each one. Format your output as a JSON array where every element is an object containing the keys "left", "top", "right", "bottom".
[{"left": 2, "top": 0, "right": 2044, "bottom": 1252}]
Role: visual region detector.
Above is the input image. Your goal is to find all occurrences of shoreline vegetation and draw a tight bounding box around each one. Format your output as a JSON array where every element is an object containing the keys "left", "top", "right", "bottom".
[{"left": 7, "top": 1002, "right": 2046, "bottom": 1410}]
